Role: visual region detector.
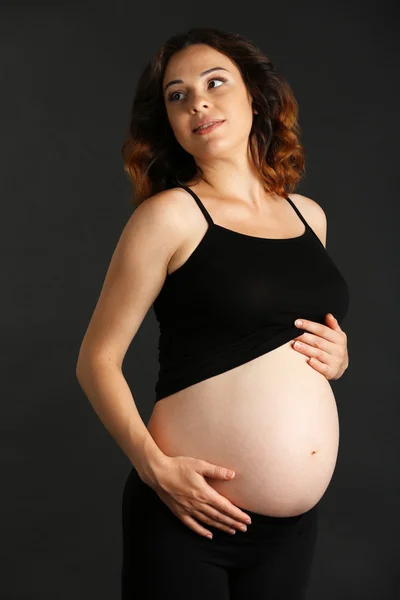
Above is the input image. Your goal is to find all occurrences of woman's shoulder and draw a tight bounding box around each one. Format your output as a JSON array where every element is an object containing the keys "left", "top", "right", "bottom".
[
  {"left": 131, "top": 186, "right": 194, "bottom": 231},
  {"left": 135, "top": 186, "right": 191, "bottom": 213},
  {"left": 288, "top": 193, "right": 327, "bottom": 248}
]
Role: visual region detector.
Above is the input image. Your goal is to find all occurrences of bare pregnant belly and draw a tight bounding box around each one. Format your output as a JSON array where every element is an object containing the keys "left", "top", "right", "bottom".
[{"left": 147, "top": 340, "right": 339, "bottom": 517}]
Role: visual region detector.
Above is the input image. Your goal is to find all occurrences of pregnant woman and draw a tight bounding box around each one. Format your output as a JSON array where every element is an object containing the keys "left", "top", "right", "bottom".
[{"left": 76, "top": 27, "right": 350, "bottom": 600}]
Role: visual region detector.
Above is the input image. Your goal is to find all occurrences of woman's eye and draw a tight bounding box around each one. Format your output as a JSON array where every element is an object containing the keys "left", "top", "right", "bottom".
[
  {"left": 167, "top": 77, "right": 226, "bottom": 103},
  {"left": 208, "top": 77, "right": 225, "bottom": 89},
  {"left": 168, "top": 91, "right": 183, "bottom": 102}
]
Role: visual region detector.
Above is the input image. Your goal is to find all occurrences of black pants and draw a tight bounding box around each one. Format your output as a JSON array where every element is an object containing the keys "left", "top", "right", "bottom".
[{"left": 121, "top": 466, "right": 319, "bottom": 599}]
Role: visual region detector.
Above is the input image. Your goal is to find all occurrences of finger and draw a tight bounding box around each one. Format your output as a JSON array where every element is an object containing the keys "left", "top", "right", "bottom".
[
  {"left": 327, "top": 313, "right": 343, "bottom": 332},
  {"left": 180, "top": 513, "right": 214, "bottom": 539},
  {"left": 292, "top": 339, "right": 332, "bottom": 359},
  {"left": 191, "top": 508, "right": 239, "bottom": 535},
  {"left": 207, "top": 490, "right": 252, "bottom": 524},
  {"left": 199, "top": 505, "right": 249, "bottom": 532},
  {"left": 295, "top": 318, "right": 337, "bottom": 342},
  {"left": 308, "top": 356, "right": 330, "bottom": 376},
  {"left": 293, "top": 332, "right": 337, "bottom": 356}
]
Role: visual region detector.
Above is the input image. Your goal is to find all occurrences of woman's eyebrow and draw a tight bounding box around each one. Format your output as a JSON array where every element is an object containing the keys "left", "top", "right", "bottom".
[{"left": 163, "top": 66, "right": 228, "bottom": 94}]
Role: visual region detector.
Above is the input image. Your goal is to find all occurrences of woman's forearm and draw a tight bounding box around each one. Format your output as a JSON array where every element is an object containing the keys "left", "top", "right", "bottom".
[{"left": 76, "top": 358, "right": 168, "bottom": 484}]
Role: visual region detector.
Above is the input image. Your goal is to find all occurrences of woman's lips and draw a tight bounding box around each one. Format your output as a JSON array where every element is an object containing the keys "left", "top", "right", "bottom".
[{"left": 193, "top": 120, "right": 225, "bottom": 135}]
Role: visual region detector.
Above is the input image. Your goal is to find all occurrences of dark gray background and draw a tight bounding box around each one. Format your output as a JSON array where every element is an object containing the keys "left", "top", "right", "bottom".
[{"left": 2, "top": 0, "right": 399, "bottom": 598}]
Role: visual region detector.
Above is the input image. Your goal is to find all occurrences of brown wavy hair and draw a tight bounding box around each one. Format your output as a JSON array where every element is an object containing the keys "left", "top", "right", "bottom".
[{"left": 121, "top": 27, "right": 306, "bottom": 206}]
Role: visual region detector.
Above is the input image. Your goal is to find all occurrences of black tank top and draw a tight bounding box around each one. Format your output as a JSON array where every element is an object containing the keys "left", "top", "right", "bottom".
[{"left": 153, "top": 185, "right": 350, "bottom": 403}]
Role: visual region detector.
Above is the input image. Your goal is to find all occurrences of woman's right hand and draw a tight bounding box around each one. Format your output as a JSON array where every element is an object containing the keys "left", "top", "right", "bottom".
[{"left": 147, "top": 455, "right": 252, "bottom": 538}]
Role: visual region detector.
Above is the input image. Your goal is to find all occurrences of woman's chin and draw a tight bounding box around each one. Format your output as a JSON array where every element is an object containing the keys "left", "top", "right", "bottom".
[{"left": 192, "top": 139, "right": 237, "bottom": 160}]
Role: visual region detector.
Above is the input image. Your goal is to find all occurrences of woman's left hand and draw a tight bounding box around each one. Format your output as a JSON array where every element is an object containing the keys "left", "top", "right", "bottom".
[{"left": 292, "top": 313, "right": 349, "bottom": 380}]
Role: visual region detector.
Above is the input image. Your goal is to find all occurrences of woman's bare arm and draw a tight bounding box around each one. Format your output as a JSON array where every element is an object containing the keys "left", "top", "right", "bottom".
[{"left": 76, "top": 188, "right": 185, "bottom": 484}]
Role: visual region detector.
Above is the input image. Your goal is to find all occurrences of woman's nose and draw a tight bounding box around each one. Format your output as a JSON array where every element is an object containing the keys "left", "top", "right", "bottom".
[{"left": 190, "top": 94, "right": 210, "bottom": 113}]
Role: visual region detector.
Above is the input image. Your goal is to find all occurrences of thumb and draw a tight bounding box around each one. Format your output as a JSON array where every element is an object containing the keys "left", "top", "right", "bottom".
[{"left": 198, "top": 460, "right": 235, "bottom": 480}]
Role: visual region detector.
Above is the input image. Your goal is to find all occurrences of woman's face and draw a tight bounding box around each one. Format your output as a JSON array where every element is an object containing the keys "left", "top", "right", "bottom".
[{"left": 162, "top": 43, "right": 255, "bottom": 161}]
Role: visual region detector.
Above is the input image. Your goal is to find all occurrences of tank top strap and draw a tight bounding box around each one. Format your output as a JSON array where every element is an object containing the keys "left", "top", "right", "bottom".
[
  {"left": 284, "top": 195, "right": 310, "bottom": 230},
  {"left": 179, "top": 184, "right": 214, "bottom": 226}
]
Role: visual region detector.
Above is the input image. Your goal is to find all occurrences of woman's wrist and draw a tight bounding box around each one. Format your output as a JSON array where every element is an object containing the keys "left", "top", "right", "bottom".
[{"left": 136, "top": 433, "right": 169, "bottom": 487}]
